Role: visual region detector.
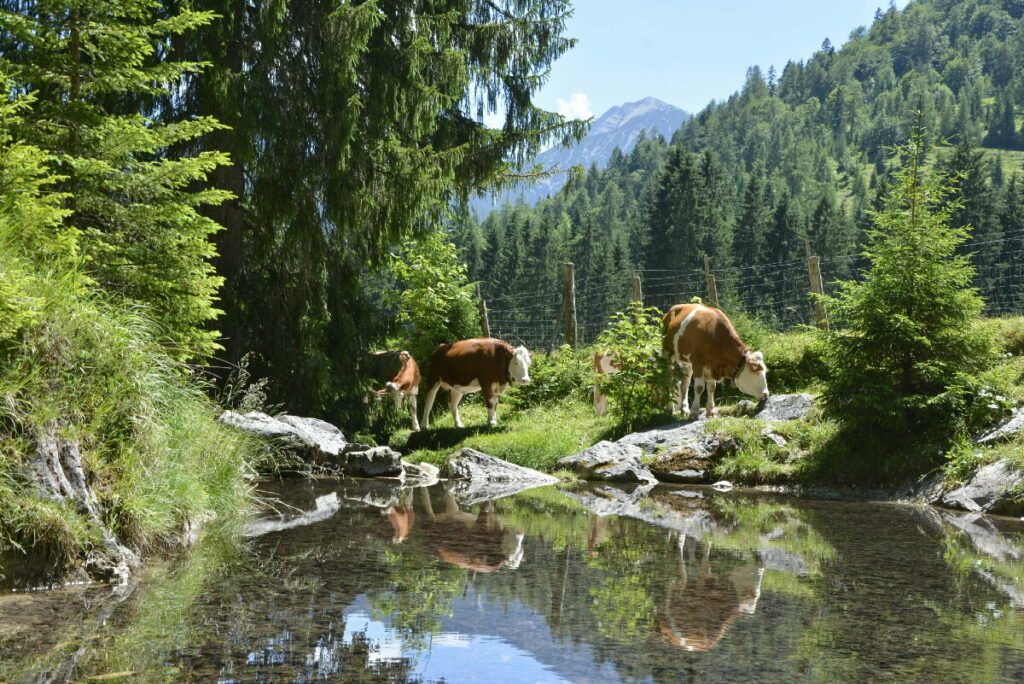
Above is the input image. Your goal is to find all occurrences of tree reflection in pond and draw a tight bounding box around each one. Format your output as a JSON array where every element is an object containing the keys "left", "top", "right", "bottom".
[{"left": 2, "top": 480, "right": 1024, "bottom": 683}]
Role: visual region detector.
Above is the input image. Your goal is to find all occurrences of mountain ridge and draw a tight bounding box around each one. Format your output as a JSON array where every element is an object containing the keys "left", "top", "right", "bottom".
[{"left": 473, "top": 97, "right": 689, "bottom": 215}]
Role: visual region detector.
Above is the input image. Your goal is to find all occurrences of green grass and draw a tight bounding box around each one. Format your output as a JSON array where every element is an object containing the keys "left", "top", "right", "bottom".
[
  {"left": 0, "top": 258, "right": 260, "bottom": 575},
  {"left": 395, "top": 396, "right": 618, "bottom": 472}
]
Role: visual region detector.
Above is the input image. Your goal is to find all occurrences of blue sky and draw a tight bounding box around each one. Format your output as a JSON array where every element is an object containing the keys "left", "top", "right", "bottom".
[{"left": 533, "top": 0, "right": 912, "bottom": 120}]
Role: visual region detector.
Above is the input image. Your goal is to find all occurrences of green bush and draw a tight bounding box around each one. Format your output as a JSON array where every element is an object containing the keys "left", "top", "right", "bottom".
[
  {"left": 508, "top": 345, "right": 590, "bottom": 409},
  {"left": 386, "top": 232, "right": 481, "bottom": 365},
  {"left": 595, "top": 302, "right": 674, "bottom": 429},
  {"left": 821, "top": 122, "right": 997, "bottom": 452}
]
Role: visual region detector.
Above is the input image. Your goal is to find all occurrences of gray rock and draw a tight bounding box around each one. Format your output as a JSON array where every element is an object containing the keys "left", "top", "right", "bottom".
[
  {"left": 941, "top": 460, "right": 1024, "bottom": 516},
  {"left": 905, "top": 470, "right": 946, "bottom": 505},
  {"left": 557, "top": 441, "right": 657, "bottom": 484},
  {"left": 975, "top": 407, "right": 1024, "bottom": 445},
  {"left": 220, "top": 410, "right": 347, "bottom": 457},
  {"left": 761, "top": 428, "right": 788, "bottom": 448},
  {"left": 753, "top": 394, "right": 815, "bottom": 421},
  {"left": 221, "top": 410, "right": 405, "bottom": 477},
  {"left": 401, "top": 460, "right": 440, "bottom": 487},
  {"left": 339, "top": 446, "right": 404, "bottom": 478},
  {"left": 27, "top": 426, "right": 140, "bottom": 583},
  {"left": 618, "top": 420, "right": 707, "bottom": 454},
  {"left": 219, "top": 410, "right": 297, "bottom": 440},
  {"left": 277, "top": 415, "right": 346, "bottom": 455},
  {"left": 441, "top": 448, "right": 558, "bottom": 505}
]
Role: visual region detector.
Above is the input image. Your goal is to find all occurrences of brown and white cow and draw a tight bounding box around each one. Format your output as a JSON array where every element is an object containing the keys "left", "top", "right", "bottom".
[
  {"left": 368, "top": 350, "right": 422, "bottom": 431},
  {"left": 421, "top": 337, "right": 531, "bottom": 428},
  {"left": 662, "top": 303, "right": 768, "bottom": 419},
  {"left": 593, "top": 350, "right": 620, "bottom": 417}
]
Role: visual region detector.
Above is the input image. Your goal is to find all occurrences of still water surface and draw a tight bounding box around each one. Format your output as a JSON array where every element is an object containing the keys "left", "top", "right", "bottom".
[{"left": 2, "top": 479, "right": 1024, "bottom": 683}]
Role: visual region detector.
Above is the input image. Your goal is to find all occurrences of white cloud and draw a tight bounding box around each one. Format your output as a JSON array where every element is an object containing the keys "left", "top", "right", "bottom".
[{"left": 556, "top": 93, "right": 593, "bottom": 120}]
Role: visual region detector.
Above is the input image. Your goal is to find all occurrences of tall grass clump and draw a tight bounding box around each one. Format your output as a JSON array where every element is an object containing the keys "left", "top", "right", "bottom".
[
  {"left": 818, "top": 119, "right": 997, "bottom": 479},
  {"left": 0, "top": 87, "right": 256, "bottom": 571},
  {"left": 0, "top": 267, "right": 258, "bottom": 565}
]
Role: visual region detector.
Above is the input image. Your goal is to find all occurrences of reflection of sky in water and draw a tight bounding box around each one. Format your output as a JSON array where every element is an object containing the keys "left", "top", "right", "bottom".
[{"left": 343, "top": 593, "right": 634, "bottom": 684}]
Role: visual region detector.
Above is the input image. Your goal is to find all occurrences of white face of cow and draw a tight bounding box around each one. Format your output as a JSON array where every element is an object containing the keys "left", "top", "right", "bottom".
[
  {"left": 735, "top": 351, "right": 769, "bottom": 400},
  {"left": 508, "top": 346, "right": 531, "bottom": 385}
]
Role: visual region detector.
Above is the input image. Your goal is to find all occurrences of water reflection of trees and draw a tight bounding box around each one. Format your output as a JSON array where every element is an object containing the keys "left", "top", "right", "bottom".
[{"left": 5, "top": 481, "right": 1024, "bottom": 683}]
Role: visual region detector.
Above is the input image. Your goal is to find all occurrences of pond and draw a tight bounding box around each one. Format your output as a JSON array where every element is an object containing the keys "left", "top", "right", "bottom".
[{"left": 2, "top": 479, "right": 1024, "bottom": 683}]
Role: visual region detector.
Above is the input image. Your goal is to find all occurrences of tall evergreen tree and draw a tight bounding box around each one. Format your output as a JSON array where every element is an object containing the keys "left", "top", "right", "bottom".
[
  {"left": 0, "top": 0, "right": 232, "bottom": 360},
  {"left": 167, "top": 0, "right": 586, "bottom": 415}
]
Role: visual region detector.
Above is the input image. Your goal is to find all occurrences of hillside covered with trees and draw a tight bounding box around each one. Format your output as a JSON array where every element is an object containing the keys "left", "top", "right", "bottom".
[{"left": 461, "top": 0, "right": 1024, "bottom": 338}]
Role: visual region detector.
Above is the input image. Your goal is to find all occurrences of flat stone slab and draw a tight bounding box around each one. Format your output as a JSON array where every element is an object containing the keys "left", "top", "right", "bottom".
[
  {"left": 441, "top": 448, "right": 557, "bottom": 505},
  {"left": 557, "top": 441, "right": 657, "bottom": 484},
  {"left": 752, "top": 394, "right": 815, "bottom": 422},
  {"left": 617, "top": 420, "right": 707, "bottom": 455},
  {"left": 941, "top": 460, "right": 1024, "bottom": 516},
  {"left": 975, "top": 407, "right": 1024, "bottom": 445}
]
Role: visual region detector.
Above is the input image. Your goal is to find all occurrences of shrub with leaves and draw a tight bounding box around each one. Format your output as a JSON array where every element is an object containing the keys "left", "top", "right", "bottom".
[
  {"left": 821, "top": 119, "right": 996, "bottom": 450},
  {"left": 508, "top": 345, "right": 590, "bottom": 409},
  {"left": 387, "top": 232, "right": 481, "bottom": 365},
  {"left": 594, "top": 302, "right": 673, "bottom": 429}
]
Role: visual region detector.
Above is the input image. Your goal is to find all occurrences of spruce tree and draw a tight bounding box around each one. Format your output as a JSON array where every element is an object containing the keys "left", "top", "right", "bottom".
[
  {"left": 822, "top": 122, "right": 994, "bottom": 456},
  {"left": 0, "top": 0, "right": 231, "bottom": 360}
]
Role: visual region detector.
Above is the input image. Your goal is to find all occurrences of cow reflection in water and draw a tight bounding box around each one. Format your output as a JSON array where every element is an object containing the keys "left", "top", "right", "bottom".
[
  {"left": 658, "top": 533, "right": 764, "bottom": 652},
  {"left": 382, "top": 489, "right": 525, "bottom": 573}
]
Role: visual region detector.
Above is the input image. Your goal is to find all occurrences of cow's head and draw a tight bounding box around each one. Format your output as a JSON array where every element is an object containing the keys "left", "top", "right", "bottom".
[
  {"left": 735, "top": 350, "right": 769, "bottom": 400},
  {"left": 508, "top": 345, "right": 531, "bottom": 385}
]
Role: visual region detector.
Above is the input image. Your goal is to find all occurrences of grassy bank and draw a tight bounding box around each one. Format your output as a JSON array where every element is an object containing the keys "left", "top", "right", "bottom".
[
  {"left": 0, "top": 263, "right": 259, "bottom": 581},
  {"left": 393, "top": 317, "right": 1024, "bottom": 492}
]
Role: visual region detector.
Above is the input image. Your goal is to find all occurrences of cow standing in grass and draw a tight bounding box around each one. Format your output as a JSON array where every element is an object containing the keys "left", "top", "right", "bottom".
[
  {"left": 421, "top": 338, "right": 531, "bottom": 428},
  {"left": 662, "top": 303, "right": 769, "bottom": 418},
  {"left": 368, "top": 350, "right": 421, "bottom": 430}
]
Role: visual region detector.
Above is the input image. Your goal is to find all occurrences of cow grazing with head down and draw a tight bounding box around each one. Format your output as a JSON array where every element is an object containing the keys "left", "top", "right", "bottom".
[
  {"left": 662, "top": 303, "right": 768, "bottom": 419},
  {"left": 368, "top": 350, "right": 422, "bottom": 430},
  {"left": 421, "top": 337, "right": 531, "bottom": 429}
]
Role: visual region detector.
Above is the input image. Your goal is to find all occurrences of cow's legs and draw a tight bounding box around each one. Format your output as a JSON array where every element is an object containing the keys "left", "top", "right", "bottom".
[
  {"left": 449, "top": 390, "right": 465, "bottom": 428},
  {"left": 484, "top": 385, "right": 500, "bottom": 426},
  {"left": 704, "top": 373, "right": 719, "bottom": 417},
  {"left": 691, "top": 377, "right": 705, "bottom": 419},
  {"left": 675, "top": 361, "right": 693, "bottom": 416},
  {"left": 408, "top": 392, "right": 420, "bottom": 431},
  {"left": 594, "top": 384, "right": 608, "bottom": 417},
  {"left": 421, "top": 382, "right": 442, "bottom": 429}
]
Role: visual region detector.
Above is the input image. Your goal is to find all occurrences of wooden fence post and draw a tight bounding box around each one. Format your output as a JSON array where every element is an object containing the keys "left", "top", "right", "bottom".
[
  {"left": 704, "top": 255, "right": 719, "bottom": 308},
  {"left": 476, "top": 283, "right": 490, "bottom": 338},
  {"left": 631, "top": 271, "right": 643, "bottom": 303},
  {"left": 805, "top": 240, "right": 828, "bottom": 330},
  {"left": 562, "top": 262, "right": 578, "bottom": 348}
]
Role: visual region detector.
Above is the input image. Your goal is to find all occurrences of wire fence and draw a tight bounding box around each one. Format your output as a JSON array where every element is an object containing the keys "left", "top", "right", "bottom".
[{"left": 482, "top": 229, "right": 1024, "bottom": 351}]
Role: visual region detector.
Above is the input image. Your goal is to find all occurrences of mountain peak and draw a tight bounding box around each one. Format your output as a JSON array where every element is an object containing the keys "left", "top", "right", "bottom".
[{"left": 472, "top": 97, "right": 690, "bottom": 216}]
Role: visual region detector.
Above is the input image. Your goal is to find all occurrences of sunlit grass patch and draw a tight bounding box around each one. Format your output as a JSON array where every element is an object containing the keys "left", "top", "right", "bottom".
[{"left": 398, "top": 398, "right": 616, "bottom": 472}]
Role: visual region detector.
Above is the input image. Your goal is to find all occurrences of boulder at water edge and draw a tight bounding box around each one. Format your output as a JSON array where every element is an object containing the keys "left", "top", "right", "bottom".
[
  {"left": 220, "top": 410, "right": 403, "bottom": 477},
  {"left": 941, "top": 460, "right": 1024, "bottom": 517},
  {"left": 557, "top": 441, "right": 658, "bottom": 484},
  {"left": 441, "top": 448, "right": 558, "bottom": 505}
]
